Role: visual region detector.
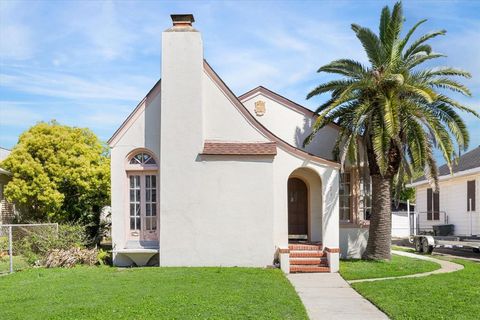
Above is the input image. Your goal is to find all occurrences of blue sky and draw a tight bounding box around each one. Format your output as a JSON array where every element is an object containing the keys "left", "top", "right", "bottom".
[{"left": 1, "top": 0, "right": 479, "bottom": 158}]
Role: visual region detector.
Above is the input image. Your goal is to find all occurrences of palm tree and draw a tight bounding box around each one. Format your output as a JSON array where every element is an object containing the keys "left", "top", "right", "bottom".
[{"left": 305, "top": 2, "right": 477, "bottom": 260}]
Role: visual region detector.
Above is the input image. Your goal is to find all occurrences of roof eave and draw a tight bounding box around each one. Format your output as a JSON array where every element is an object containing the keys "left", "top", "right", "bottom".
[
  {"left": 203, "top": 60, "right": 340, "bottom": 169},
  {"left": 107, "top": 79, "right": 162, "bottom": 147},
  {"left": 407, "top": 166, "right": 480, "bottom": 188}
]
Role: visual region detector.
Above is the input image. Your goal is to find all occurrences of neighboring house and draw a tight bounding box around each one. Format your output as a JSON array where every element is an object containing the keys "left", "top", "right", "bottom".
[
  {"left": 0, "top": 147, "right": 15, "bottom": 224},
  {"left": 409, "top": 146, "right": 480, "bottom": 236},
  {"left": 109, "top": 14, "right": 372, "bottom": 272}
]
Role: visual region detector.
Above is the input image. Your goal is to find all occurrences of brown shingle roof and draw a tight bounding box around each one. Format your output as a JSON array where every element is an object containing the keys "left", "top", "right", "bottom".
[{"left": 202, "top": 141, "right": 277, "bottom": 156}]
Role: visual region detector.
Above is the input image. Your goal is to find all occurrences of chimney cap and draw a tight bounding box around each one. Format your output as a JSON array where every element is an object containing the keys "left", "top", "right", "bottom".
[{"left": 171, "top": 14, "right": 195, "bottom": 26}]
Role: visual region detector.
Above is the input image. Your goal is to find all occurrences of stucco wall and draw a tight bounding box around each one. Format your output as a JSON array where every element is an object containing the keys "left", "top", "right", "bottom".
[
  {"left": 242, "top": 94, "right": 338, "bottom": 160},
  {"left": 270, "top": 148, "right": 339, "bottom": 250},
  {"left": 159, "top": 28, "right": 278, "bottom": 267},
  {"left": 111, "top": 20, "right": 341, "bottom": 268},
  {"left": 158, "top": 24, "right": 340, "bottom": 267},
  {"left": 415, "top": 173, "right": 480, "bottom": 236},
  {"left": 110, "top": 92, "right": 161, "bottom": 265},
  {"left": 339, "top": 227, "right": 368, "bottom": 259},
  {"left": 203, "top": 76, "right": 269, "bottom": 142}
]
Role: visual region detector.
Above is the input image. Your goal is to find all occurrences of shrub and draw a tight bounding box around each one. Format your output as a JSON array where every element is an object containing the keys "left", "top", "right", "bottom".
[
  {"left": 0, "top": 236, "right": 8, "bottom": 256},
  {"left": 44, "top": 247, "right": 98, "bottom": 268},
  {"left": 14, "top": 224, "right": 89, "bottom": 265},
  {"left": 96, "top": 249, "right": 112, "bottom": 266}
]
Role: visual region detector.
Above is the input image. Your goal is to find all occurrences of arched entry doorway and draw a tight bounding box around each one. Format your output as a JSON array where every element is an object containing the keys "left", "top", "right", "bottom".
[{"left": 288, "top": 177, "right": 308, "bottom": 238}]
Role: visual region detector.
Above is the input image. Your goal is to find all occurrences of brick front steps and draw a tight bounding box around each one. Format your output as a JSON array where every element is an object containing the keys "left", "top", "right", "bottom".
[
  {"left": 289, "top": 243, "right": 330, "bottom": 273},
  {"left": 290, "top": 266, "right": 331, "bottom": 273},
  {"left": 290, "top": 258, "right": 328, "bottom": 266}
]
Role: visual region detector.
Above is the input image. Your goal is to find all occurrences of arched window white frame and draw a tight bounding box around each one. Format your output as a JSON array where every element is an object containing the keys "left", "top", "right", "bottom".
[
  {"left": 125, "top": 150, "right": 159, "bottom": 240},
  {"left": 129, "top": 152, "right": 156, "bottom": 165}
]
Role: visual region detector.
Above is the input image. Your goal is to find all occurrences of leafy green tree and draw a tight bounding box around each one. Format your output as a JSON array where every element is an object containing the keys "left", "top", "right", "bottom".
[
  {"left": 1, "top": 121, "right": 110, "bottom": 237},
  {"left": 305, "top": 2, "right": 477, "bottom": 260}
]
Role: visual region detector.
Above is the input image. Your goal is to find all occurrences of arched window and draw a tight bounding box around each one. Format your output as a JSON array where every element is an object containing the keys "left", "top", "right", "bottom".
[
  {"left": 129, "top": 152, "right": 156, "bottom": 165},
  {"left": 125, "top": 149, "right": 158, "bottom": 241}
]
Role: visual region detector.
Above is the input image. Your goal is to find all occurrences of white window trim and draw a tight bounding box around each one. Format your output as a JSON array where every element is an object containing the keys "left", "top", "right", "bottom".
[{"left": 124, "top": 150, "right": 159, "bottom": 241}]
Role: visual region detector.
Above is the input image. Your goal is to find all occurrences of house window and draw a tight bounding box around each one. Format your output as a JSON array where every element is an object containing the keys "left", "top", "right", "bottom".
[
  {"left": 145, "top": 175, "right": 157, "bottom": 231},
  {"left": 427, "top": 188, "right": 440, "bottom": 221},
  {"left": 129, "top": 152, "right": 156, "bottom": 165},
  {"left": 129, "top": 175, "right": 141, "bottom": 230},
  {"left": 339, "top": 172, "right": 351, "bottom": 221},
  {"left": 360, "top": 175, "right": 372, "bottom": 220},
  {"left": 126, "top": 150, "right": 159, "bottom": 237},
  {"left": 467, "top": 180, "right": 476, "bottom": 212}
]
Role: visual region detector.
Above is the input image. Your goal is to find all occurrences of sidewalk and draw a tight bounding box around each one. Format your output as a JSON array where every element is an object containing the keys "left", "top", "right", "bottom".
[
  {"left": 349, "top": 250, "right": 464, "bottom": 284},
  {"left": 288, "top": 273, "right": 389, "bottom": 320}
]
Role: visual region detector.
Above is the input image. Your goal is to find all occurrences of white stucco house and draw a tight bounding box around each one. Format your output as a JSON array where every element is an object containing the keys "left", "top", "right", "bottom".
[
  {"left": 109, "top": 14, "right": 373, "bottom": 273},
  {"left": 409, "top": 146, "right": 480, "bottom": 237}
]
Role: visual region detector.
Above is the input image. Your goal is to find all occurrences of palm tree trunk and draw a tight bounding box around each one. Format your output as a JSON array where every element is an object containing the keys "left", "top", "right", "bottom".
[{"left": 362, "top": 174, "right": 392, "bottom": 260}]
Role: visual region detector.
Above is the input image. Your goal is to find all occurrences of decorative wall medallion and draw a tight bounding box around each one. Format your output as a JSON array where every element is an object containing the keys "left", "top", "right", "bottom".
[{"left": 254, "top": 100, "right": 266, "bottom": 116}]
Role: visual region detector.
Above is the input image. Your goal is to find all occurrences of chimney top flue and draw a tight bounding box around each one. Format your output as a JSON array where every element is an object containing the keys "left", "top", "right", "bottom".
[{"left": 171, "top": 14, "right": 195, "bottom": 28}]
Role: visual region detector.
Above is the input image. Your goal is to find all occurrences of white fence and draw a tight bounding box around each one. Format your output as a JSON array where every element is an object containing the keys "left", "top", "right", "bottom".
[{"left": 392, "top": 211, "right": 411, "bottom": 238}]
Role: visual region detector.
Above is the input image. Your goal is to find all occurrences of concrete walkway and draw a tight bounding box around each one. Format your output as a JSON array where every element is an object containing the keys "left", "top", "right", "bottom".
[
  {"left": 287, "top": 252, "right": 465, "bottom": 319},
  {"left": 288, "top": 273, "right": 389, "bottom": 320},
  {"left": 349, "top": 250, "right": 464, "bottom": 284}
]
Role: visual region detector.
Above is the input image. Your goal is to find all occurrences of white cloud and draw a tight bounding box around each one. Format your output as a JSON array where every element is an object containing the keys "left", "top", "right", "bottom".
[
  {"left": 0, "top": 24, "right": 34, "bottom": 60},
  {"left": 0, "top": 1, "right": 35, "bottom": 60},
  {"left": 0, "top": 67, "right": 153, "bottom": 101},
  {"left": 0, "top": 102, "right": 43, "bottom": 125},
  {"left": 1, "top": 0, "right": 479, "bottom": 151},
  {"left": 70, "top": 1, "right": 136, "bottom": 61}
]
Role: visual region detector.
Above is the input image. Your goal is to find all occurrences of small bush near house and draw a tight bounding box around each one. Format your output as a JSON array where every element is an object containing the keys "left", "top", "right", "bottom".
[
  {"left": 14, "top": 224, "right": 88, "bottom": 265},
  {"left": 0, "top": 255, "right": 30, "bottom": 273},
  {"left": 0, "top": 236, "right": 8, "bottom": 256},
  {"left": 96, "top": 248, "right": 111, "bottom": 266},
  {"left": 44, "top": 247, "right": 98, "bottom": 268}
]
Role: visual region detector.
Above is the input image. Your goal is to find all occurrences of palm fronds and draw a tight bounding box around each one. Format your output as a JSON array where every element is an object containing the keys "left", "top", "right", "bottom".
[{"left": 305, "top": 1, "right": 476, "bottom": 191}]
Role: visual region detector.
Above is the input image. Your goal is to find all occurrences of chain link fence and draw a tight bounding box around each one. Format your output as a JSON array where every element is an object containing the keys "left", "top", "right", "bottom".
[{"left": 0, "top": 223, "right": 58, "bottom": 274}]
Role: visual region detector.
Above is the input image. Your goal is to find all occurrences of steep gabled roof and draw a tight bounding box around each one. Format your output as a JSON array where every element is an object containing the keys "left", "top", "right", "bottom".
[
  {"left": 107, "top": 62, "right": 340, "bottom": 169},
  {"left": 108, "top": 80, "right": 161, "bottom": 147},
  {"left": 238, "top": 86, "right": 341, "bottom": 130},
  {"left": 204, "top": 60, "right": 340, "bottom": 169}
]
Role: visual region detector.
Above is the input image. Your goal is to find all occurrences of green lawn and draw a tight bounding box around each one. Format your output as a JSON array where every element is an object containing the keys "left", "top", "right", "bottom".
[
  {"left": 0, "top": 255, "right": 30, "bottom": 273},
  {"left": 0, "top": 266, "right": 307, "bottom": 320},
  {"left": 352, "top": 259, "right": 480, "bottom": 319},
  {"left": 391, "top": 245, "right": 415, "bottom": 253},
  {"left": 340, "top": 254, "right": 440, "bottom": 280}
]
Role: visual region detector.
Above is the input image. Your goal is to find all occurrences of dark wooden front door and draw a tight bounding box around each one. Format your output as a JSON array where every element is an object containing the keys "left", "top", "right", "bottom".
[{"left": 288, "top": 178, "right": 308, "bottom": 236}]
